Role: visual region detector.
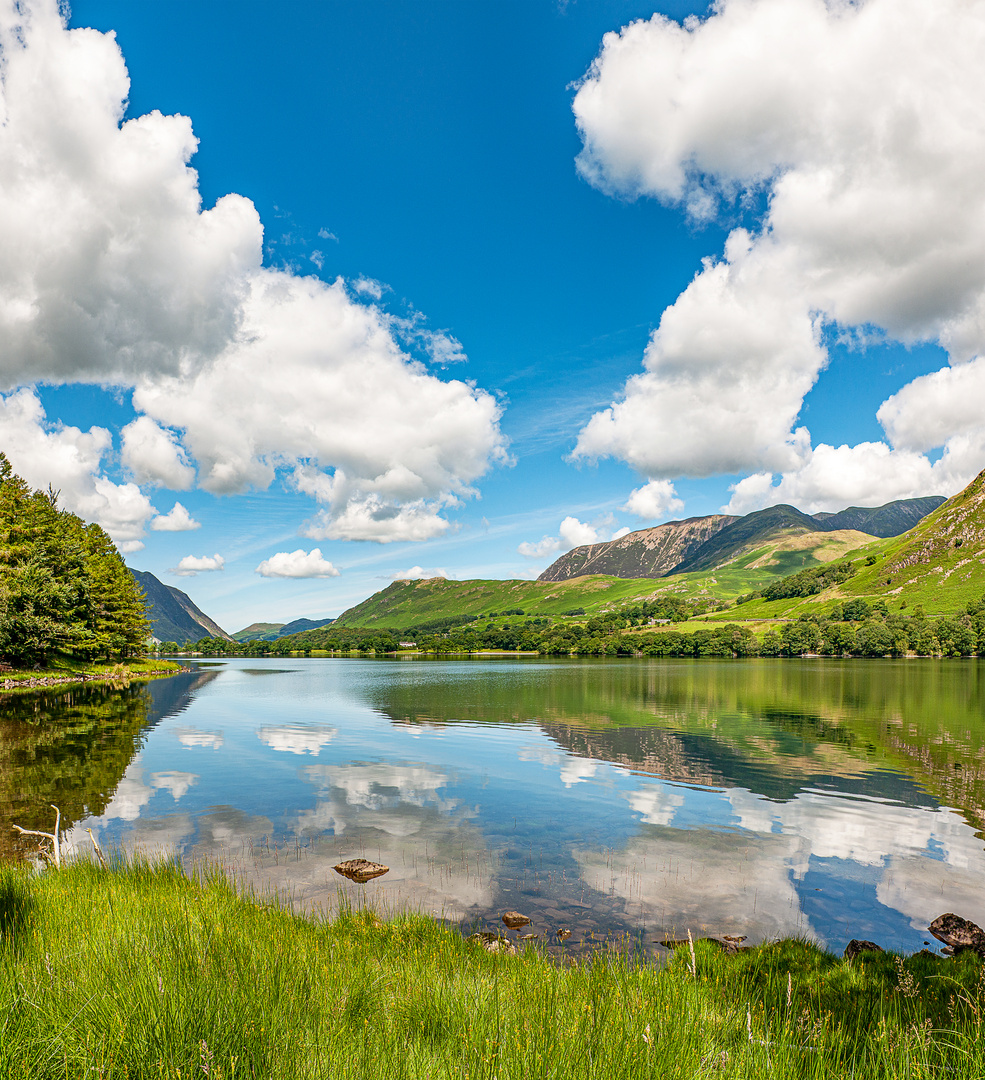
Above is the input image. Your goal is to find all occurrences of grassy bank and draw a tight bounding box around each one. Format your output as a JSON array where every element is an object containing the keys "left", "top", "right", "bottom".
[
  {"left": 0, "top": 656, "right": 181, "bottom": 690},
  {"left": 1, "top": 861, "right": 983, "bottom": 1078}
]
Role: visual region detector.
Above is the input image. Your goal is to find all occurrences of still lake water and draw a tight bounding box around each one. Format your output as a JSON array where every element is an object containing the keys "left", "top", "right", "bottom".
[{"left": 4, "top": 657, "right": 985, "bottom": 956}]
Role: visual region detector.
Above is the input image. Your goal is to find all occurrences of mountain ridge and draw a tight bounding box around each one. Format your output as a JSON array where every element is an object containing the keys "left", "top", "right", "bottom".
[
  {"left": 539, "top": 496, "right": 946, "bottom": 583},
  {"left": 131, "top": 569, "right": 234, "bottom": 644}
]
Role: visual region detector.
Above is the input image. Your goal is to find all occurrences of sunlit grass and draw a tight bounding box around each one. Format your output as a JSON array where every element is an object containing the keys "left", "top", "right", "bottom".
[
  {"left": 0, "top": 656, "right": 181, "bottom": 684},
  {"left": 0, "top": 858, "right": 982, "bottom": 1078}
]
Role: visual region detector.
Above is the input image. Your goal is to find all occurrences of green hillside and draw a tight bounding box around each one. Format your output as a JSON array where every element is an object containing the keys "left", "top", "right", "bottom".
[
  {"left": 723, "top": 468, "right": 985, "bottom": 621},
  {"left": 333, "top": 527, "right": 875, "bottom": 631},
  {"left": 333, "top": 576, "right": 669, "bottom": 628},
  {"left": 233, "top": 622, "right": 285, "bottom": 643}
]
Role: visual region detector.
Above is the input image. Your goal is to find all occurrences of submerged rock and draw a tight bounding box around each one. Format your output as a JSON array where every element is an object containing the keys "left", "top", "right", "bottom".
[
  {"left": 468, "top": 932, "right": 517, "bottom": 955},
  {"left": 555, "top": 929, "right": 572, "bottom": 941},
  {"left": 333, "top": 859, "right": 389, "bottom": 883},
  {"left": 844, "top": 939, "right": 884, "bottom": 961},
  {"left": 501, "top": 910, "right": 531, "bottom": 930}
]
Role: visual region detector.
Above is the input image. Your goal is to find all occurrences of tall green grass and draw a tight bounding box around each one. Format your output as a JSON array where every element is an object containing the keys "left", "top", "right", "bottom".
[{"left": 0, "top": 858, "right": 982, "bottom": 1078}]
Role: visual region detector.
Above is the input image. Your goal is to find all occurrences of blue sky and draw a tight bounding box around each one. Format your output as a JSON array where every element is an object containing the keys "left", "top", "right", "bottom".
[{"left": 1, "top": 0, "right": 982, "bottom": 631}]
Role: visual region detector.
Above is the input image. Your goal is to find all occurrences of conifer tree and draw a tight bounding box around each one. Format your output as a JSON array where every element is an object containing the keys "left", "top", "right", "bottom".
[{"left": 0, "top": 453, "right": 148, "bottom": 665}]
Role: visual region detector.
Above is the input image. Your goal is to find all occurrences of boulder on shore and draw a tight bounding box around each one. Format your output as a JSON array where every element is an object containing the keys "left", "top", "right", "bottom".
[
  {"left": 929, "top": 913, "right": 985, "bottom": 957},
  {"left": 844, "top": 939, "right": 883, "bottom": 961}
]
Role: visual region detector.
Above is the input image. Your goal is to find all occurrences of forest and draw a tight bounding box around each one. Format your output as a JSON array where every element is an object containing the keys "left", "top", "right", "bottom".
[{"left": 0, "top": 453, "right": 148, "bottom": 666}]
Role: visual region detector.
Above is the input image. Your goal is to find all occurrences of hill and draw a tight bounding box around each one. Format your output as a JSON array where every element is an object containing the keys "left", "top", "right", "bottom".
[
  {"left": 131, "top": 570, "right": 233, "bottom": 643},
  {"left": 233, "top": 617, "right": 334, "bottom": 643},
  {"left": 710, "top": 469, "right": 985, "bottom": 621},
  {"left": 835, "top": 470, "right": 985, "bottom": 611},
  {"left": 329, "top": 491, "right": 961, "bottom": 634},
  {"left": 232, "top": 622, "right": 284, "bottom": 643},
  {"left": 332, "top": 575, "right": 681, "bottom": 630},
  {"left": 538, "top": 514, "right": 735, "bottom": 581},
  {"left": 539, "top": 497, "right": 944, "bottom": 584}
]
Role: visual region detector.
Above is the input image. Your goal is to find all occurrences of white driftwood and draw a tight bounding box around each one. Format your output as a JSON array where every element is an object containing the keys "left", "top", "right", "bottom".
[
  {"left": 12, "top": 804, "right": 61, "bottom": 867},
  {"left": 87, "top": 828, "right": 108, "bottom": 870}
]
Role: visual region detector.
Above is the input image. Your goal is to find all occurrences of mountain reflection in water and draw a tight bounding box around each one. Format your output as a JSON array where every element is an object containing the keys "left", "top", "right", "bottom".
[{"left": 4, "top": 657, "right": 984, "bottom": 956}]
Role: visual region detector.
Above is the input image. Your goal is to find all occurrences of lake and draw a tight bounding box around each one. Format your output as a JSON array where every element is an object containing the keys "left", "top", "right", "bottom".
[{"left": 3, "top": 657, "right": 985, "bottom": 957}]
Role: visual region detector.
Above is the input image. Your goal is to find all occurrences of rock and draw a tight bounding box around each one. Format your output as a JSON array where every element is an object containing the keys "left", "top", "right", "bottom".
[
  {"left": 555, "top": 929, "right": 572, "bottom": 941},
  {"left": 467, "top": 932, "right": 516, "bottom": 955},
  {"left": 333, "top": 858, "right": 389, "bottom": 883},
  {"left": 519, "top": 933, "right": 539, "bottom": 941},
  {"left": 708, "top": 935, "right": 749, "bottom": 955},
  {"left": 844, "top": 939, "right": 883, "bottom": 961},
  {"left": 928, "top": 913, "right": 985, "bottom": 958},
  {"left": 501, "top": 910, "right": 531, "bottom": 930},
  {"left": 660, "top": 935, "right": 748, "bottom": 954}
]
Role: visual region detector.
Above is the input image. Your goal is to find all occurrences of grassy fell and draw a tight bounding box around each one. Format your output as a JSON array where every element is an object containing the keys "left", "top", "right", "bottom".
[{"left": 1, "top": 859, "right": 984, "bottom": 1078}]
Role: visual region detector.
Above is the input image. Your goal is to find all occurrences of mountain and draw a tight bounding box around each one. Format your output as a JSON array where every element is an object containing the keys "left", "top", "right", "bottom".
[
  {"left": 233, "top": 617, "right": 334, "bottom": 643},
  {"left": 668, "top": 504, "right": 823, "bottom": 575},
  {"left": 538, "top": 514, "right": 736, "bottom": 582},
  {"left": 232, "top": 622, "right": 284, "bottom": 643},
  {"left": 131, "top": 569, "right": 234, "bottom": 643},
  {"left": 539, "top": 497, "right": 945, "bottom": 584},
  {"left": 812, "top": 496, "right": 946, "bottom": 537}
]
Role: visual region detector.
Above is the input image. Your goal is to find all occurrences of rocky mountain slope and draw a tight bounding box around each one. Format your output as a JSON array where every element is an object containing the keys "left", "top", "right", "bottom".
[
  {"left": 538, "top": 514, "right": 736, "bottom": 582},
  {"left": 131, "top": 569, "right": 233, "bottom": 643},
  {"left": 539, "top": 497, "right": 945, "bottom": 584}
]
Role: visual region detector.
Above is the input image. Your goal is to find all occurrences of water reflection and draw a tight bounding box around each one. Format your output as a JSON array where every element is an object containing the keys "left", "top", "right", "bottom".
[{"left": 4, "top": 657, "right": 984, "bottom": 956}]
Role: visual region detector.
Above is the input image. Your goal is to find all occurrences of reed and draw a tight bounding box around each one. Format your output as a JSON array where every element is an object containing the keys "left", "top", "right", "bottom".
[{"left": 0, "top": 858, "right": 982, "bottom": 1078}]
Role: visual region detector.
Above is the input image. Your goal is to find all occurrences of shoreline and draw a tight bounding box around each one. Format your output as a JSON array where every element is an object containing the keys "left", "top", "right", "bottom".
[{"left": 0, "top": 660, "right": 185, "bottom": 693}]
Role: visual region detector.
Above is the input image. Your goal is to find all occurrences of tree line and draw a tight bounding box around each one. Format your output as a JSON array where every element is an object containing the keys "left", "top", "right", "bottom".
[{"left": 0, "top": 454, "right": 147, "bottom": 666}]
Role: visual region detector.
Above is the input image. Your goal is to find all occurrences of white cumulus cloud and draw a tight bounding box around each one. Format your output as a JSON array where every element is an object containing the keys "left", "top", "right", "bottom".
[
  {"left": 622, "top": 479, "right": 684, "bottom": 520},
  {"left": 518, "top": 514, "right": 630, "bottom": 558},
  {"left": 255, "top": 548, "right": 340, "bottom": 579},
  {"left": 572, "top": 0, "right": 985, "bottom": 507},
  {"left": 0, "top": 388, "right": 155, "bottom": 550},
  {"left": 0, "top": 1, "right": 507, "bottom": 543},
  {"left": 389, "top": 566, "right": 450, "bottom": 581},
  {"left": 170, "top": 552, "right": 224, "bottom": 576},
  {"left": 121, "top": 417, "right": 195, "bottom": 490},
  {"left": 150, "top": 502, "right": 200, "bottom": 532}
]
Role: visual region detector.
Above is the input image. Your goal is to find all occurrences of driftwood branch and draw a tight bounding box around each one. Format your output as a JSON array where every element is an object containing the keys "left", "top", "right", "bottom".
[
  {"left": 87, "top": 828, "right": 108, "bottom": 870},
  {"left": 12, "top": 804, "right": 61, "bottom": 868}
]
